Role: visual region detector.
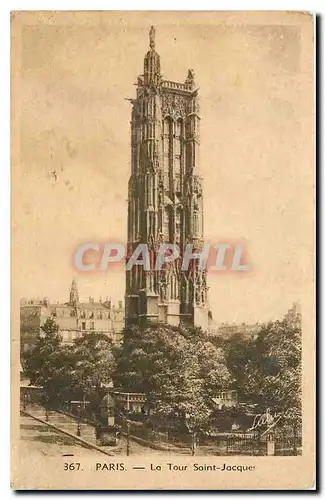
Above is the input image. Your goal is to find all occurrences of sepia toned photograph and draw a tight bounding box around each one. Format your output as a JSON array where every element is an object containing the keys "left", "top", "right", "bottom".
[{"left": 11, "top": 11, "right": 315, "bottom": 490}]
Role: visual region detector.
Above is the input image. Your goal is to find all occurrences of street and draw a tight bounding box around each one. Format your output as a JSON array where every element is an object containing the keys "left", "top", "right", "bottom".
[
  {"left": 20, "top": 413, "right": 104, "bottom": 458},
  {"left": 20, "top": 406, "right": 189, "bottom": 457}
]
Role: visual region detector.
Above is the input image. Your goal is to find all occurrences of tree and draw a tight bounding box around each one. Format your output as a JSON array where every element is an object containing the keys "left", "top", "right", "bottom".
[
  {"left": 68, "top": 332, "right": 116, "bottom": 412},
  {"left": 243, "top": 305, "right": 302, "bottom": 416},
  {"left": 24, "top": 318, "right": 73, "bottom": 407},
  {"left": 24, "top": 321, "right": 117, "bottom": 412},
  {"left": 196, "top": 341, "right": 231, "bottom": 397},
  {"left": 114, "top": 323, "right": 231, "bottom": 433},
  {"left": 224, "top": 334, "right": 251, "bottom": 378}
]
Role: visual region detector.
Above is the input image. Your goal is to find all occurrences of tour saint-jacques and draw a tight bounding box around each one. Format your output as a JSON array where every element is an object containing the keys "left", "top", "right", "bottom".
[{"left": 20, "top": 27, "right": 302, "bottom": 458}]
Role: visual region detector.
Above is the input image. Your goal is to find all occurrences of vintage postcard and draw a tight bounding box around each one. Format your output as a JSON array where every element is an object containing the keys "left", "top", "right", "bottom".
[{"left": 11, "top": 11, "right": 315, "bottom": 490}]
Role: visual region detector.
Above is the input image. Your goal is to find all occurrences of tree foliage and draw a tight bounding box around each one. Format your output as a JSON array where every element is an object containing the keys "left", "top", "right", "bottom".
[
  {"left": 243, "top": 307, "right": 302, "bottom": 413},
  {"left": 24, "top": 318, "right": 73, "bottom": 406},
  {"left": 24, "top": 319, "right": 116, "bottom": 410},
  {"left": 113, "top": 323, "right": 231, "bottom": 432},
  {"left": 24, "top": 304, "right": 302, "bottom": 430},
  {"left": 211, "top": 305, "right": 302, "bottom": 417},
  {"left": 68, "top": 332, "right": 116, "bottom": 406}
]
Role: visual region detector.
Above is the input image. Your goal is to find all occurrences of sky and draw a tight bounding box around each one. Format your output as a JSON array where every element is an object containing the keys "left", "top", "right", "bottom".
[{"left": 12, "top": 12, "right": 314, "bottom": 324}]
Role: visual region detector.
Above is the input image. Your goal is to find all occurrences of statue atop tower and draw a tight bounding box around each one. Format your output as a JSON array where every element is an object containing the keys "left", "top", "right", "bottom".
[{"left": 149, "top": 25, "right": 156, "bottom": 49}]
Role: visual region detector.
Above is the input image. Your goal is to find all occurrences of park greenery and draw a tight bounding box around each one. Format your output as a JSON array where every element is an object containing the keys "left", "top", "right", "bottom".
[
  {"left": 113, "top": 323, "right": 231, "bottom": 433},
  {"left": 24, "top": 319, "right": 117, "bottom": 412},
  {"left": 212, "top": 305, "right": 302, "bottom": 415},
  {"left": 23, "top": 304, "right": 302, "bottom": 432}
]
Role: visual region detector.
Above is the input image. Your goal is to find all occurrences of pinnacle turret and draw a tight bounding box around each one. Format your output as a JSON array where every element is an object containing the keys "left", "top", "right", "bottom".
[{"left": 144, "top": 26, "right": 161, "bottom": 86}]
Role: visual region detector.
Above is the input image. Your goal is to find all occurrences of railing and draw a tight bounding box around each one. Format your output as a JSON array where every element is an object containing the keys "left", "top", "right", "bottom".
[
  {"left": 223, "top": 434, "right": 266, "bottom": 456},
  {"left": 126, "top": 421, "right": 190, "bottom": 450},
  {"left": 162, "top": 80, "right": 193, "bottom": 91},
  {"left": 274, "top": 427, "right": 302, "bottom": 456}
]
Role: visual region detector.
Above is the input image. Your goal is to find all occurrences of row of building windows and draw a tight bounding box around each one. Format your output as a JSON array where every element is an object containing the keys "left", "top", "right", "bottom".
[
  {"left": 79, "top": 310, "right": 110, "bottom": 320},
  {"left": 51, "top": 309, "right": 110, "bottom": 320}
]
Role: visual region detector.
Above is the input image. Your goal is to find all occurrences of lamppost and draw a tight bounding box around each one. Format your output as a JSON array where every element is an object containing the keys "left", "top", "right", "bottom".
[
  {"left": 191, "top": 432, "right": 197, "bottom": 456},
  {"left": 44, "top": 395, "right": 50, "bottom": 421},
  {"left": 76, "top": 405, "right": 82, "bottom": 437},
  {"left": 22, "top": 392, "right": 27, "bottom": 411},
  {"left": 126, "top": 421, "right": 130, "bottom": 456}
]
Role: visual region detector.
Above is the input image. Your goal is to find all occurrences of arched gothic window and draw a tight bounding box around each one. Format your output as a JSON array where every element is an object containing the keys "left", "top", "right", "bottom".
[{"left": 163, "top": 117, "right": 173, "bottom": 190}]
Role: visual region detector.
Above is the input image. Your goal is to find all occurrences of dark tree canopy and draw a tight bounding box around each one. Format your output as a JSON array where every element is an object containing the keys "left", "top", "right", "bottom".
[
  {"left": 210, "top": 305, "right": 302, "bottom": 416},
  {"left": 24, "top": 320, "right": 116, "bottom": 409},
  {"left": 68, "top": 332, "right": 116, "bottom": 405},
  {"left": 243, "top": 308, "right": 302, "bottom": 413},
  {"left": 24, "top": 318, "right": 73, "bottom": 405},
  {"left": 113, "top": 323, "right": 231, "bottom": 431}
]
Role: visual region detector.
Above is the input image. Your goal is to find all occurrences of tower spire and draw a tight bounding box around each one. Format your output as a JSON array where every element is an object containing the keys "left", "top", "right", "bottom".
[
  {"left": 143, "top": 26, "right": 160, "bottom": 86},
  {"left": 69, "top": 278, "right": 79, "bottom": 306}
]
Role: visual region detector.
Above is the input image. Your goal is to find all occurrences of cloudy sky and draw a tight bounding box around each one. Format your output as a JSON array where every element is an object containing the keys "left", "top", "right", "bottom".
[{"left": 12, "top": 11, "right": 314, "bottom": 323}]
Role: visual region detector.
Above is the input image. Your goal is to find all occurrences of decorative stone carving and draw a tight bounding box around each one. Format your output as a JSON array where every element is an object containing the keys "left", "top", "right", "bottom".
[
  {"left": 186, "top": 95, "right": 200, "bottom": 115},
  {"left": 161, "top": 92, "right": 187, "bottom": 119},
  {"left": 193, "top": 175, "right": 203, "bottom": 195}
]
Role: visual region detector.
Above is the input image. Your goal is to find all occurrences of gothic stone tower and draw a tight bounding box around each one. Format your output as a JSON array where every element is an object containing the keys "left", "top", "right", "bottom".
[{"left": 125, "top": 27, "right": 209, "bottom": 330}]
